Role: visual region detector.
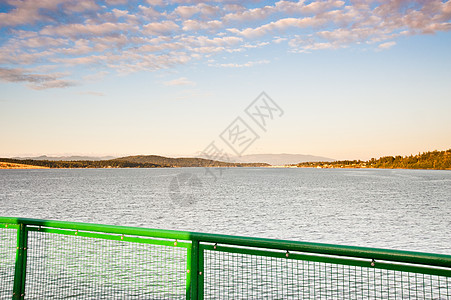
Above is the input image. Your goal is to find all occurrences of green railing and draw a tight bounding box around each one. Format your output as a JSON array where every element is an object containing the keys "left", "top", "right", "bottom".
[{"left": 1, "top": 217, "right": 450, "bottom": 299}]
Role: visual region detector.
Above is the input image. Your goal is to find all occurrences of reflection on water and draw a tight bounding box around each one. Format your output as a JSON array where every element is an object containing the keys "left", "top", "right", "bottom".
[{"left": 0, "top": 168, "right": 450, "bottom": 254}]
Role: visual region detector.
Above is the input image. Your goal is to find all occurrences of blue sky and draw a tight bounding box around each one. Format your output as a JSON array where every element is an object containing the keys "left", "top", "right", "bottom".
[{"left": 0, "top": 0, "right": 450, "bottom": 160}]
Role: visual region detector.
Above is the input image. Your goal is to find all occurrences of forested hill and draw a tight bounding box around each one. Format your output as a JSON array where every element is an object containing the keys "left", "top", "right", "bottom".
[
  {"left": 0, "top": 155, "right": 269, "bottom": 168},
  {"left": 113, "top": 155, "right": 269, "bottom": 167},
  {"left": 367, "top": 149, "right": 451, "bottom": 169},
  {"left": 0, "top": 158, "right": 162, "bottom": 168},
  {"left": 297, "top": 149, "right": 451, "bottom": 170}
]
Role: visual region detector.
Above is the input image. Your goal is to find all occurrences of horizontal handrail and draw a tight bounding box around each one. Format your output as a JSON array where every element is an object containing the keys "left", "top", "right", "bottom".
[{"left": 1, "top": 216, "right": 450, "bottom": 270}]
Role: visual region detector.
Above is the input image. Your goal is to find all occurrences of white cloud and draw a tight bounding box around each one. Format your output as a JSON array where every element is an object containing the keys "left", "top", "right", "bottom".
[
  {"left": 82, "top": 71, "right": 109, "bottom": 81},
  {"left": 1, "top": 0, "right": 450, "bottom": 89},
  {"left": 378, "top": 41, "right": 396, "bottom": 50},
  {"left": 174, "top": 3, "right": 221, "bottom": 19},
  {"left": 243, "top": 42, "right": 270, "bottom": 48},
  {"left": 182, "top": 19, "right": 222, "bottom": 31},
  {"left": 143, "top": 21, "right": 179, "bottom": 35},
  {"left": 106, "top": 0, "right": 128, "bottom": 5},
  {"left": 112, "top": 9, "right": 129, "bottom": 18},
  {"left": 146, "top": 0, "right": 164, "bottom": 6},
  {"left": 214, "top": 60, "right": 270, "bottom": 68},
  {"left": 0, "top": 0, "right": 62, "bottom": 27},
  {"left": 20, "top": 36, "right": 68, "bottom": 48},
  {"left": 0, "top": 67, "right": 76, "bottom": 90},
  {"left": 138, "top": 5, "right": 160, "bottom": 19},
  {"left": 273, "top": 37, "right": 287, "bottom": 44},
  {"left": 223, "top": 5, "right": 275, "bottom": 23},
  {"left": 231, "top": 17, "right": 325, "bottom": 38},
  {"left": 41, "top": 22, "right": 134, "bottom": 37},
  {"left": 299, "top": 0, "right": 345, "bottom": 14},
  {"left": 63, "top": 0, "right": 100, "bottom": 13},
  {"left": 163, "top": 77, "right": 196, "bottom": 86}
]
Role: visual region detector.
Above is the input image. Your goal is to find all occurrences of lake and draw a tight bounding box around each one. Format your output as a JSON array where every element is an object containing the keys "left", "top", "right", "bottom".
[{"left": 0, "top": 167, "right": 450, "bottom": 254}]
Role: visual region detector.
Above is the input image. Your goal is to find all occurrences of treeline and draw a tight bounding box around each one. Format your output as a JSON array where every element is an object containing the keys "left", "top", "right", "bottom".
[
  {"left": 297, "top": 149, "right": 451, "bottom": 170},
  {"left": 114, "top": 155, "right": 269, "bottom": 167},
  {"left": 297, "top": 160, "right": 363, "bottom": 168},
  {"left": 368, "top": 149, "right": 451, "bottom": 169},
  {"left": 0, "top": 158, "right": 162, "bottom": 168},
  {"left": 0, "top": 155, "right": 270, "bottom": 169}
]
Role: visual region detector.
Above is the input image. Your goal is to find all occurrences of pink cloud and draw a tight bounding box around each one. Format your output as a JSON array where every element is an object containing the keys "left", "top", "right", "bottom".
[
  {"left": 1, "top": 0, "right": 450, "bottom": 90},
  {"left": 182, "top": 20, "right": 222, "bottom": 31},
  {"left": 163, "top": 77, "right": 196, "bottom": 86},
  {"left": 0, "top": 67, "right": 76, "bottom": 90},
  {"left": 232, "top": 17, "right": 326, "bottom": 38},
  {"left": 40, "top": 22, "right": 134, "bottom": 37},
  {"left": 143, "top": 21, "right": 179, "bottom": 35},
  {"left": 378, "top": 41, "right": 396, "bottom": 50}
]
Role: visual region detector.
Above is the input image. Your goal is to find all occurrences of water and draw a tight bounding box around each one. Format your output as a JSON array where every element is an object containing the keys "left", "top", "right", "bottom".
[{"left": 0, "top": 167, "right": 450, "bottom": 254}]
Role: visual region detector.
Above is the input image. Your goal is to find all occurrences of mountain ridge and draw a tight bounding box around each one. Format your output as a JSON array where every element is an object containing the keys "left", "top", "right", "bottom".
[{"left": 12, "top": 155, "right": 116, "bottom": 161}]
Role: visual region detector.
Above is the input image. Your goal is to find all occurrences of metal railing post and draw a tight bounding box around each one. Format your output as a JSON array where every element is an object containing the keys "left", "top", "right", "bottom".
[
  {"left": 13, "top": 223, "right": 28, "bottom": 300},
  {"left": 189, "top": 239, "right": 200, "bottom": 299},
  {"left": 198, "top": 243, "right": 204, "bottom": 300}
]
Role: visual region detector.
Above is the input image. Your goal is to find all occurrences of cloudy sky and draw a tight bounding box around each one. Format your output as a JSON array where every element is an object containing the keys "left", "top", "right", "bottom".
[{"left": 0, "top": 0, "right": 450, "bottom": 160}]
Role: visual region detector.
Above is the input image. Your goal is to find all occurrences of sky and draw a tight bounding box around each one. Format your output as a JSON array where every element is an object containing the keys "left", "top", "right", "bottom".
[{"left": 0, "top": 0, "right": 450, "bottom": 160}]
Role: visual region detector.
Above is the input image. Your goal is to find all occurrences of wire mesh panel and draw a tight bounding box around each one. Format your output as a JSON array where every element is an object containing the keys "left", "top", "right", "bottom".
[
  {"left": 24, "top": 230, "right": 188, "bottom": 300},
  {"left": 1, "top": 217, "right": 450, "bottom": 300},
  {"left": 0, "top": 224, "right": 17, "bottom": 300},
  {"left": 202, "top": 247, "right": 451, "bottom": 300}
]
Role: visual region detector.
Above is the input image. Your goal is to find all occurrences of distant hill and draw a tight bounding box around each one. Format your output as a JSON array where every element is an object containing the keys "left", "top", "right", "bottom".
[
  {"left": 297, "top": 149, "right": 451, "bottom": 170},
  {"left": 4, "top": 150, "right": 449, "bottom": 170},
  {"left": 13, "top": 155, "right": 116, "bottom": 161},
  {"left": 0, "top": 155, "right": 269, "bottom": 169},
  {"left": 231, "top": 153, "right": 335, "bottom": 166},
  {"left": 0, "top": 158, "right": 161, "bottom": 169},
  {"left": 113, "top": 155, "right": 269, "bottom": 167}
]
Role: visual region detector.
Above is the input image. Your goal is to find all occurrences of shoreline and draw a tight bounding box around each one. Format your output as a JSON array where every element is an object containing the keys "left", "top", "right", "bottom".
[
  {"left": 0, "top": 162, "right": 49, "bottom": 169},
  {"left": 1, "top": 165, "right": 449, "bottom": 171}
]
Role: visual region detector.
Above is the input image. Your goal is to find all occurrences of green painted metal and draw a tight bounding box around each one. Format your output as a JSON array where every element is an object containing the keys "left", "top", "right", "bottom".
[
  {"left": 0, "top": 217, "right": 193, "bottom": 241},
  {"left": 2, "top": 223, "right": 20, "bottom": 230},
  {"left": 185, "top": 247, "right": 192, "bottom": 299},
  {"left": 1, "top": 216, "right": 450, "bottom": 269},
  {"left": 198, "top": 244, "right": 205, "bottom": 300},
  {"left": 26, "top": 226, "right": 191, "bottom": 249},
  {"left": 189, "top": 239, "right": 200, "bottom": 300},
  {"left": 1, "top": 216, "right": 450, "bottom": 299},
  {"left": 12, "top": 224, "right": 27, "bottom": 300},
  {"left": 201, "top": 244, "right": 451, "bottom": 277}
]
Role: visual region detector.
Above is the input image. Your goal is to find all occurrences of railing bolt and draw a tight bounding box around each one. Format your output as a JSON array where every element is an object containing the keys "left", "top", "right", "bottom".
[
  {"left": 174, "top": 240, "right": 177, "bottom": 246},
  {"left": 214, "top": 243, "right": 217, "bottom": 250},
  {"left": 371, "top": 259, "right": 375, "bottom": 267},
  {"left": 286, "top": 251, "right": 289, "bottom": 258},
  {"left": 187, "top": 270, "right": 190, "bottom": 273},
  {"left": 199, "top": 271, "right": 202, "bottom": 275}
]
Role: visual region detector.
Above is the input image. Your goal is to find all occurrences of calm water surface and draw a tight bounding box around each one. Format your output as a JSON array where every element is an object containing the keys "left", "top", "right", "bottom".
[{"left": 0, "top": 167, "right": 450, "bottom": 254}]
